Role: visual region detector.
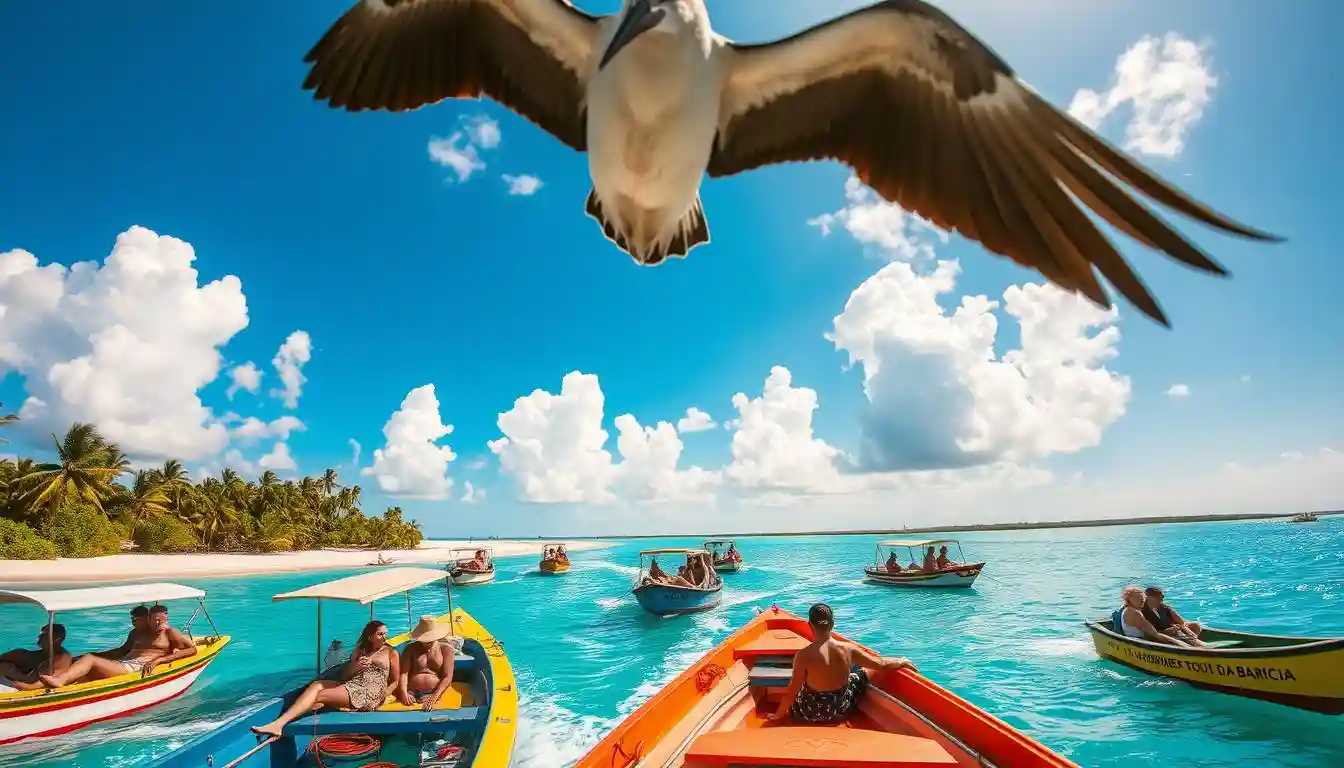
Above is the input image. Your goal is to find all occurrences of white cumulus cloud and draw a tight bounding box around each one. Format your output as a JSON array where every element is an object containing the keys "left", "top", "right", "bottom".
[
  {"left": 502, "top": 174, "right": 543, "bottom": 196},
  {"left": 490, "top": 371, "right": 719, "bottom": 504},
  {"left": 270, "top": 330, "right": 311, "bottom": 409},
  {"left": 428, "top": 115, "right": 502, "bottom": 183},
  {"left": 362, "top": 384, "right": 457, "bottom": 499},
  {"left": 724, "top": 366, "right": 843, "bottom": 494},
  {"left": 830, "top": 259, "right": 1130, "bottom": 470},
  {"left": 348, "top": 438, "right": 362, "bottom": 466},
  {"left": 0, "top": 226, "right": 247, "bottom": 459},
  {"left": 231, "top": 415, "right": 306, "bottom": 443},
  {"left": 258, "top": 441, "right": 297, "bottom": 472},
  {"left": 1067, "top": 33, "right": 1216, "bottom": 158},
  {"left": 461, "top": 481, "right": 485, "bottom": 504},
  {"left": 1166, "top": 383, "right": 1191, "bottom": 397},
  {"left": 225, "top": 362, "right": 262, "bottom": 399},
  {"left": 676, "top": 407, "right": 717, "bottom": 433}
]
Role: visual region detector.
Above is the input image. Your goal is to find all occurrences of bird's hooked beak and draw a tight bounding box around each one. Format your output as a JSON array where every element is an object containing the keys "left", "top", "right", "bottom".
[{"left": 599, "top": 0, "right": 666, "bottom": 70}]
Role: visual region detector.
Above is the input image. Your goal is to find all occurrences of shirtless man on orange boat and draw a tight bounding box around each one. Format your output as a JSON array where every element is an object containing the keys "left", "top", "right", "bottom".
[
  {"left": 766, "top": 603, "right": 916, "bottom": 725},
  {"left": 40, "top": 604, "right": 196, "bottom": 687}
]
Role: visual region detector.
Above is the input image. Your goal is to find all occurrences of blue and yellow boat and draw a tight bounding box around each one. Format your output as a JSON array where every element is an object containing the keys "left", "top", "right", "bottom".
[
  {"left": 631, "top": 548, "right": 723, "bottom": 616},
  {"left": 153, "top": 567, "right": 516, "bottom": 767}
]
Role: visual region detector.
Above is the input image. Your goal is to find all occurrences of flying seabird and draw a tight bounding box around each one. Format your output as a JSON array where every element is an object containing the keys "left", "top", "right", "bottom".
[{"left": 301, "top": 0, "right": 1283, "bottom": 326}]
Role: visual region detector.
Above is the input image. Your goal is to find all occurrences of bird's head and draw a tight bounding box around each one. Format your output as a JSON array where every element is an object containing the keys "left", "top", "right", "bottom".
[{"left": 599, "top": 0, "right": 705, "bottom": 70}]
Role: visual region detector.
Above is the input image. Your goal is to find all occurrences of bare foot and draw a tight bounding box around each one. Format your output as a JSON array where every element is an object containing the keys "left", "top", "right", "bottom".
[
  {"left": 251, "top": 723, "right": 283, "bottom": 738},
  {"left": 38, "top": 674, "right": 63, "bottom": 689}
]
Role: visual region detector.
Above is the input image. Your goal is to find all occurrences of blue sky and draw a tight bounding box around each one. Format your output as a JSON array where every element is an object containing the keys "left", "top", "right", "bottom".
[{"left": 1, "top": 1, "right": 1341, "bottom": 537}]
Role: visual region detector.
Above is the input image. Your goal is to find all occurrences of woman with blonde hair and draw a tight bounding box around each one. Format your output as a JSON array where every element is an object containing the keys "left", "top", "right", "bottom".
[{"left": 1113, "top": 585, "right": 1187, "bottom": 645}]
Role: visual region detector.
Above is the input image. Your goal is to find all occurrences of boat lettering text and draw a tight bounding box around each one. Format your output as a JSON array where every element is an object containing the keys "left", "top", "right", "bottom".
[{"left": 1107, "top": 641, "right": 1297, "bottom": 682}]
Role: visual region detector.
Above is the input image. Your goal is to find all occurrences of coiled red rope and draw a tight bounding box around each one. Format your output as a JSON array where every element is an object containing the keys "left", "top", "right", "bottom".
[{"left": 307, "top": 733, "right": 381, "bottom": 768}]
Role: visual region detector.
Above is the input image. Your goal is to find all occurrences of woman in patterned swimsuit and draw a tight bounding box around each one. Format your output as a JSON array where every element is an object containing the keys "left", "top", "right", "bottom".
[
  {"left": 765, "top": 604, "right": 918, "bottom": 725},
  {"left": 252, "top": 620, "right": 401, "bottom": 738}
]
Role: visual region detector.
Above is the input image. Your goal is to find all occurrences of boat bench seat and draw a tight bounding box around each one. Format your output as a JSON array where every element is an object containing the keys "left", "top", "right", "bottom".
[
  {"left": 1202, "top": 640, "right": 1242, "bottom": 649},
  {"left": 284, "top": 707, "right": 482, "bottom": 736},
  {"left": 371, "top": 681, "right": 477, "bottom": 712},
  {"left": 733, "top": 629, "right": 809, "bottom": 661},
  {"left": 684, "top": 727, "right": 957, "bottom": 766},
  {"left": 748, "top": 665, "right": 794, "bottom": 688}
]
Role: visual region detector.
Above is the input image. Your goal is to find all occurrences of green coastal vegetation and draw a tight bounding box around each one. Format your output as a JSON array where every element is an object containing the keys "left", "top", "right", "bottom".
[{"left": 0, "top": 403, "right": 422, "bottom": 560}]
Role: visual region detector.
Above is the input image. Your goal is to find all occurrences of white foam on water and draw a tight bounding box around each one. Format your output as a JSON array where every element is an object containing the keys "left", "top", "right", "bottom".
[
  {"left": 719, "top": 589, "right": 780, "bottom": 610},
  {"left": 583, "top": 561, "right": 640, "bottom": 577},
  {"left": 595, "top": 596, "right": 626, "bottom": 610},
  {"left": 1026, "top": 637, "right": 1093, "bottom": 658},
  {"left": 512, "top": 694, "right": 620, "bottom": 767}
]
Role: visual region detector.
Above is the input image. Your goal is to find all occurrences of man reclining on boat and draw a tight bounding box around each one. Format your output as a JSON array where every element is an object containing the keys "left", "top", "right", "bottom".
[
  {"left": 643, "top": 558, "right": 692, "bottom": 588},
  {"left": 1115, "top": 586, "right": 1189, "bottom": 646},
  {"left": 399, "top": 615, "right": 461, "bottom": 710},
  {"left": 765, "top": 603, "right": 917, "bottom": 725},
  {"left": 0, "top": 623, "right": 71, "bottom": 691},
  {"left": 40, "top": 604, "right": 197, "bottom": 687},
  {"left": 1143, "top": 587, "right": 1206, "bottom": 646},
  {"left": 252, "top": 620, "right": 402, "bottom": 738}
]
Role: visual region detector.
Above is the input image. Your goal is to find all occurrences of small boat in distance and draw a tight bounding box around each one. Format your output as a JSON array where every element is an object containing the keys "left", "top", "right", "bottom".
[
  {"left": 1085, "top": 617, "right": 1344, "bottom": 714},
  {"left": 1290, "top": 511, "right": 1319, "bottom": 523},
  {"left": 539, "top": 542, "right": 571, "bottom": 574},
  {"left": 864, "top": 538, "right": 986, "bottom": 588},
  {"left": 152, "top": 567, "right": 518, "bottom": 767},
  {"left": 446, "top": 546, "right": 497, "bottom": 586},
  {"left": 0, "top": 583, "right": 229, "bottom": 745},
  {"left": 631, "top": 549, "right": 723, "bottom": 616},
  {"left": 575, "top": 605, "right": 1079, "bottom": 768},
  {"left": 704, "top": 538, "right": 744, "bottom": 572}
]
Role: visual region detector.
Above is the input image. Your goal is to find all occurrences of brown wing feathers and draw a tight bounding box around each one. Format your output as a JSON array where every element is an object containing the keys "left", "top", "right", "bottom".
[
  {"left": 302, "top": 0, "right": 591, "bottom": 151},
  {"left": 712, "top": 1, "right": 1282, "bottom": 326}
]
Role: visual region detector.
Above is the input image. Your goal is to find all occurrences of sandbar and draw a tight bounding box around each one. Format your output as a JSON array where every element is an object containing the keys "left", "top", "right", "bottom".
[{"left": 0, "top": 539, "right": 612, "bottom": 586}]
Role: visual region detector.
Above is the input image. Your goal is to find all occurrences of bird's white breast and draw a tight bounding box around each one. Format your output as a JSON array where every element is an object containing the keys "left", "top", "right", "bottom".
[{"left": 585, "top": 32, "right": 723, "bottom": 210}]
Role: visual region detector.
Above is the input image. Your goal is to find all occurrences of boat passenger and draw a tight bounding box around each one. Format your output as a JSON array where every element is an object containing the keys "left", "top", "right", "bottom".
[
  {"left": 251, "top": 620, "right": 402, "bottom": 738},
  {"left": 885, "top": 551, "right": 900, "bottom": 572},
  {"left": 0, "top": 624, "right": 71, "bottom": 691},
  {"left": 41, "top": 604, "right": 196, "bottom": 687},
  {"left": 935, "top": 546, "right": 953, "bottom": 569},
  {"left": 765, "top": 603, "right": 916, "bottom": 725},
  {"left": 1143, "top": 587, "right": 1205, "bottom": 646},
  {"left": 922, "top": 546, "right": 938, "bottom": 571},
  {"left": 399, "top": 615, "right": 459, "bottom": 710},
  {"left": 1116, "top": 586, "right": 1188, "bottom": 646}
]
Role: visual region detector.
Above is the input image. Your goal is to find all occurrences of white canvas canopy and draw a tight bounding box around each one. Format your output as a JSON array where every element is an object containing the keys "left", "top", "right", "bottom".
[
  {"left": 877, "top": 538, "right": 962, "bottom": 548},
  {"left": 0, "top": 583, "right": 206, "bottom": 614},
  {"left": 273, "top": 567, "right": 448, "bottom": 605}
]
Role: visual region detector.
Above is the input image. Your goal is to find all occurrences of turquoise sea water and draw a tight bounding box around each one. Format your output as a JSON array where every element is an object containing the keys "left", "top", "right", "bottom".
[{"left": 1, "top": 518, "right": 1341, "bottom": 767}]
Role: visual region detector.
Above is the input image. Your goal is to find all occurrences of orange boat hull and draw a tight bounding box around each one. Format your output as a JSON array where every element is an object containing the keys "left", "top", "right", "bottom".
[{"left": 575, "top": 606, "right": 1077, "bottom": 768}]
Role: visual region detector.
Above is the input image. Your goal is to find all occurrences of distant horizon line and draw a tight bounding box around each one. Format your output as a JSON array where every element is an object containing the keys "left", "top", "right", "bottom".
[{"left": 429, "top": 508, "right": 1341, "bottom": 541}]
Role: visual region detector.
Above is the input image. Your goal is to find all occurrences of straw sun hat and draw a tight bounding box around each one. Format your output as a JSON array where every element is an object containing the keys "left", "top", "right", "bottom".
[{"left": 409, "top": 615, "right": 451, "bottom": 643}]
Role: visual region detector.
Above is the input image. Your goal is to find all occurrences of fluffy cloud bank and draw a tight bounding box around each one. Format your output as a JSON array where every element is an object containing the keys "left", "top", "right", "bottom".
[
  {"left": 0, "top": 226, "right": 247, "bottom": 459},
  {"left": 1067, "top": 32, "right": 1216, "bottom": 159},
  {"left": 362, "top": 384, "right": 458, "bottom": 499}
]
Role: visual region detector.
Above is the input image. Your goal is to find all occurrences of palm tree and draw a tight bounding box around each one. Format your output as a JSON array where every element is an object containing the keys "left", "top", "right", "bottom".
[
  {"left": 0, "top": 401, "right": 16, "bottom": 444},
  {"left": 110, "top": 470, "right": 171, "bottom": 528},
  {"left": 19, "top": 423, "right": 122, "bottom": 521}
]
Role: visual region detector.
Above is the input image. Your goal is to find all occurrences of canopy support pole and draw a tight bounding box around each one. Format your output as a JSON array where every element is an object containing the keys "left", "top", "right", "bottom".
[
  {"left": 46, "top": 611, "right": 54, "bottom": 676},
  {"left": 405, "top": 591, "right": 412, "bottom": 632},
  {"left": 444, "top": 577, "right": 455, "bottom": 637},
  {"left": 315, "top": 599, "right": 323, "bottom": 678}
]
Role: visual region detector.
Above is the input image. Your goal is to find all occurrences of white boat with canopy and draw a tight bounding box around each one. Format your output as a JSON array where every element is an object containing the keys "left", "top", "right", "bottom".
[
  {"left": 444, "top": 546, "right": 496, "bottom": 586},
  {"left": 0, "top": 583, "right": 228, "bottom": 745},
  {"left": 863, "top": 537, "right": 986, "bottom": 588}
]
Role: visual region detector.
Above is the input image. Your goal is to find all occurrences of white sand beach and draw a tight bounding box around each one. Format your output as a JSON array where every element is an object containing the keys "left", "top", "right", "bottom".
[{"left": 0, "top": 539, "right": 612, "bottom": 586}]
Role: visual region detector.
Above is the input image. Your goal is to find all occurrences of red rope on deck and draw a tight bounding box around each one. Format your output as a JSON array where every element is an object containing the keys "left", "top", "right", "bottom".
[{"left": 307, "top": 733, "right": 380, "bottom": 768}]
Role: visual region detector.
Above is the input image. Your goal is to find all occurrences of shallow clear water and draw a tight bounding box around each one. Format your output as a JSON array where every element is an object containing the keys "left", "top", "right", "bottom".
[{"left": 1, "top": 518, "right": 1341, "bottom": 767}]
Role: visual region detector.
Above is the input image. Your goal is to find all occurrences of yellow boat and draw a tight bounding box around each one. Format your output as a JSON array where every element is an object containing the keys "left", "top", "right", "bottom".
[
  {"left": 1086, "top": 619, "right": 1344, "bottom": 714},
  {"left": 539, "top": 542, "right": 571, "bottom": 574},
  {"left": 152, "top": 567, "right": 517, "bottom": 766},
  {"left": 0, "top": 583, "right": 229, "bottom": 745}
]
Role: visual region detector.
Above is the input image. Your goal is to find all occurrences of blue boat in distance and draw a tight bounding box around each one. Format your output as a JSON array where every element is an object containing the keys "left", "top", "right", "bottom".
[{"left": 631, "top": 548, "right": 723, "bottom": 616}]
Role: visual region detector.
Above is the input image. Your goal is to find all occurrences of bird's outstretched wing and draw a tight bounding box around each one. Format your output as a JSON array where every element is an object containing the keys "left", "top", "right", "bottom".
[
  {"left": 303, "top": 0, "right": 602, "bottom": 151},
  {"left": 710, "top": 0, "right": 1283, "bottom": 326}
]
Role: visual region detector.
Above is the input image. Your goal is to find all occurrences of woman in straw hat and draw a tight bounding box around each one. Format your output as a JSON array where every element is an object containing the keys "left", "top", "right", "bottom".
[{"left": 398, "top": 615, "right": 459, "bottom": 710}]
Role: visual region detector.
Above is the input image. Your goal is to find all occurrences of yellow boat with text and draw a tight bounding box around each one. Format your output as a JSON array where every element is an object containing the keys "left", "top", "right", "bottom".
[{"left": 1086, "top": 619, "right": 1344, "bottom": 714}]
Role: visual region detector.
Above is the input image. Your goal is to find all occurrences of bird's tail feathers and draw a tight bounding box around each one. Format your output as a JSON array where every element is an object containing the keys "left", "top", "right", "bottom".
[{"left": 585, "top": 190, "right": 709, "bottom": 266}]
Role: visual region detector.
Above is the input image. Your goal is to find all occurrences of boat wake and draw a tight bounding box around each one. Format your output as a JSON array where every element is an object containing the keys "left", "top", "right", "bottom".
[
  {"left": 581, "top": 561, "right": 640, "bottom": 577},
  {"left": 513, "top": 695, "right": 619, "bottom": 767},
  {"left": 1025, "top": 637, "right": 1093, "bottom": 658},
  {"left": 594, "top": 596, "right": 626, "bottom": 610}
]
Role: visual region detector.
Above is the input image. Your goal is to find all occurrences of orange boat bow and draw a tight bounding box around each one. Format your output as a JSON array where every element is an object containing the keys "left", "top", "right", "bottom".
[{"left": 575, "top": 606, "right": 1077, "bottom": 768}]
